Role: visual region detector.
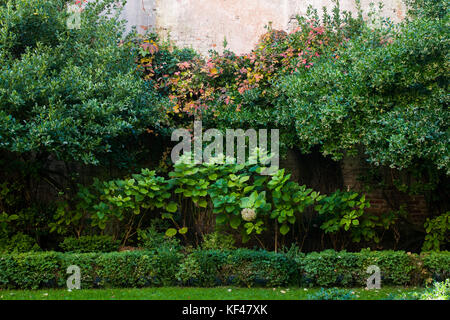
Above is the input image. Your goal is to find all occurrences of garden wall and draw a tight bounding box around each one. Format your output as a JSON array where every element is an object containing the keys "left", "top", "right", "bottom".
[
  {"left": 339, "top": 155, "right": 429, "bottom": 227},
  {"left": 121, "top": 0, "right": 406, "bottom": 55},
  {"left": 280, "top": 151, "right": 430, "bottom": 237}
]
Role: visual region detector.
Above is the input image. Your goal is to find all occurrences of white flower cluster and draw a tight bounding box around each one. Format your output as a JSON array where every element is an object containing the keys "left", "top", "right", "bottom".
[{"left": 241, "top": 208, "right": 257, "bottom": 221}]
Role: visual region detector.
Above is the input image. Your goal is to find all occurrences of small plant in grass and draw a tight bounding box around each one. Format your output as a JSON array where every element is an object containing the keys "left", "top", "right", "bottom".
[
  {"left": 307, "top": 288, "right": 357, "bottom": 300},
  {"left": 416, "top": 280, "right": 450, "bottom": 300}
]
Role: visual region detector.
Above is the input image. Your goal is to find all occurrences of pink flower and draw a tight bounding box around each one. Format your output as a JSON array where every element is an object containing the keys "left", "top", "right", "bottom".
[
  {"left": 314, "top": 26, "right": 325, "bottom": 35},
  {"left": 177, "top": 61, "right": 191, "bottom": 70},
  {"left": 74, "top": 0, "right": 86, "bottom": 7}
]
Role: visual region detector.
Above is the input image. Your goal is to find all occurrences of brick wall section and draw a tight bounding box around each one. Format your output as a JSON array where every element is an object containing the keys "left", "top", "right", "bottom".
[
  {"left": 339, "top": 155, "right": 429, "bottom": 226},
  {"left": 276, "top": 149, "right": 430, "bottom": 226}
]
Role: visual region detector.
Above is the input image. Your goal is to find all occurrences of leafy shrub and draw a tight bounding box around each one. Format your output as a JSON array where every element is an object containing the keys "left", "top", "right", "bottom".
[
  {"left": 307, "top": 288, "right": 357, "bottom": 300},
  {"left": 225, "top": 249, "right": 299, "bottom": 287},
  {"left": 192, "top": 249, "right": 299, "bottom": 287},
  {"left": 189, "top": 249, "right": 228, "bottom": 287},
  {"left": 0, "top": 232, "right": 40, "bottom": 253},
  {"left": 0, "top": 182, "right": 56, "bottom": 247},
  {"left": 0, "top": 250, "right": 182, "bottom": 289},
  {"left": 0, "top": 0, "right": 167, "bottom": 166},
  {"left": 49, "top": 184, "right": 104, "bottom": 238},
  {"left": 420, "top": 251, "right": 450, "bottom": 283},
  {"left": 201, "top": 232, "right": 236, "bottom": 251},
  {"left": 422, "top": 212, "right": 449, "bottom": 251},
  {"left": 85, "top": 153, "right": 368, "bottom": 247},
  {"left": 176, "top": 253, "right": 202, "bottom": 285},
  {"left": 299, "top": 249, "right": 424, "bottom": 287},
  {"left": 300, "top": 250, "right": 360, "bottom": 287},
  {"left": 57, "top": 252, "right": 102, "bottom": 289},
  {"left": 416, "top": 280, "right": 450, "bottom": 300},
  {"left": 59, "top": 250, "right": 181, "bottom": 288},
  {"left": 136, "top": 2, "right": 364, "bottom": 129},
  {"left": 96, "top": 251, "right": 156, "bottom": 288},
  {"left": 0, "top": 251, "right": 59, "bottom": 289},
  {"left": 59, "top": 235, "right": 120, "bottom": 253},
  {"left": 357, "top": 250, "right": 419, "bottom": 286},
  {"left": 278, "top": 13, "right": 449, "bottom": 174},
  {"left": 404, "top": 0, "right": 449, "bottom": 19},
  {"left": 82, "top": 169, "right": 180, "bottom": 239},
  {"left": 280, "top": 243, "right": 306, "bottom": 262},
  {"left": 137, "top": 226, "right": 181, "bottom": 252},
  {"left": 0, "top": 0, "right": 169, "bottom": 250},
  {"left": 136, "top": 32, "right": 198, "bottom": 91},
  {"left": 151, "top": 247, "right": 183, "bottom": 286},
  {"left": 316, "top": 191, "right": 380, "bottom": 242}
]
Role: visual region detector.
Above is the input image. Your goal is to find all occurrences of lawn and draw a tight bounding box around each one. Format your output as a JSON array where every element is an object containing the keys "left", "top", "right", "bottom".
[{"left": 0, "top": 287, "right": 425, "bottom": 300}]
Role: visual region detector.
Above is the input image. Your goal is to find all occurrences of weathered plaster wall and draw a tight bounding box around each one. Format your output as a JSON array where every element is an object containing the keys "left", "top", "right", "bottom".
[
  {"left": 121, "top": 0, "right": 406, "bottom": 55},
  {"left": 120, "top": 0, "right": 156, "bottom": 34}
]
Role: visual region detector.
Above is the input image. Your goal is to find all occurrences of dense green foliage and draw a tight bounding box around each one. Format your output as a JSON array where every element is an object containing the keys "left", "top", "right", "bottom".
[
  {"left": 135, "top": 1, "right": 448, "bottom": 176},
  {"left": 53, "top": 154, "right": 378, "bottom": 249},
  {"left": 416, "top": 279, "right": 450, "bottom": 300},
  {"left": 0, "top": 0, "right": 166, "bottom": 165},
  {"left": 0, "top": 0, "right": 170, "bottom": 250},
  {"left": 422, "top": 212, "right": 450, "bottom": 251},
  {"left": 0, "top": 0, "right": 448, "bottom": 257},
  {"left": 59, "top": 235, "right": 119, "bottom": 253},
  {"left": 0, "top": 249, "right": 448, "bottom": 289},
  {"left": 277, "top": 15, "right": 449, "bottom": 174},
  {"left": 201, "top": 232, "right": 236, "bottom": 251},
  {"left": 0, "top": 232, "right": 40, "bottom": 253},
  {"left": 137, "top": 225, "right": 181, "bottom": 252},
  {"left": 128, "top": 1, "right": 449, "bottom": 252}
]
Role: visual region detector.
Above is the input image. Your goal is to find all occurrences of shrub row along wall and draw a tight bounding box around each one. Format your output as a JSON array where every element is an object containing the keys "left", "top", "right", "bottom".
[{"left": 0, "top": 250, "right": 448, "bottom": 289}]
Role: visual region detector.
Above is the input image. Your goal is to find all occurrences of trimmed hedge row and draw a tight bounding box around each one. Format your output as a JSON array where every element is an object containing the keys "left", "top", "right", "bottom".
[{"left": 0, "top": 249, "right": 448, "bottom": 289}]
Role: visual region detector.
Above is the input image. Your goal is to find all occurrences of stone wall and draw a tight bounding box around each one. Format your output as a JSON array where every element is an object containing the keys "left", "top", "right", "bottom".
[{"left": 121, "top": 0, "right": 406, "bottom": 55}]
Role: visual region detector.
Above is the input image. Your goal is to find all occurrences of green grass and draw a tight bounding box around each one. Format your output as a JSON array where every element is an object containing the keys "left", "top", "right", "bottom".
[{"left": 0, "top": 286, "right": 425, "bottom": 300}]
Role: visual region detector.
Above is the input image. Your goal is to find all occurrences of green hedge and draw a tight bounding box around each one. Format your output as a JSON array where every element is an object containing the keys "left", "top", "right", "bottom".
[
  {"left": 190, "top": 249, "right": 299, "bottom": 287},
  {"left": 0, "top": 250, "right": 448, "bottom": 289},
  {"left": 299, "top": 250, "right": 421, "bottom": 287}
]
